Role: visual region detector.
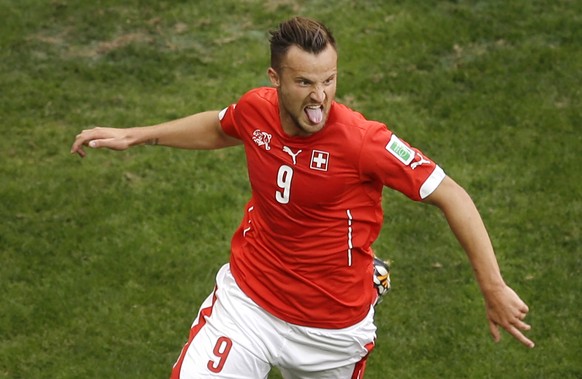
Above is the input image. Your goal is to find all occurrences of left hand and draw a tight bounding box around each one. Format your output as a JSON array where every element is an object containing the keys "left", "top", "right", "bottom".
[
  {"left": 70, "top": 126, "right": 132, "bottom": 158},
  {"left": 483, "top": 284, "right": 535, "bottom": 348}
]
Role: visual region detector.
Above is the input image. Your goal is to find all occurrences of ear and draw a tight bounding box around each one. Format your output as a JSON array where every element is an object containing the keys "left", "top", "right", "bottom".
[{"left": 267, "top": 67, "right": 280, "bottom": 87}]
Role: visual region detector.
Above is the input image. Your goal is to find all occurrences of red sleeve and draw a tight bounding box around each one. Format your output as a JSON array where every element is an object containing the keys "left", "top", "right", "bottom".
[
  {"left": 360, "top": 122, "right": 445, "bottom": 201},
  {"left": 218, "top": 104, "right": 241, "bottom": 139}
]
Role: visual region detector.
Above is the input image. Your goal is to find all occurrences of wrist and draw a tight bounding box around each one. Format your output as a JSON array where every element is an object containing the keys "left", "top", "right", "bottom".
[
  {"left": 128, "top": 126, "right": 155, "bottom": 147},
  {"left": 478, "top": 277, "right": 506, "bottom": 295}
]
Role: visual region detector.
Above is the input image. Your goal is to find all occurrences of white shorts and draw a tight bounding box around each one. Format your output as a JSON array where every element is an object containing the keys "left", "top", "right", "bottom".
[{"left": 171, "top": 264, "right": 377, "bottom": 379}]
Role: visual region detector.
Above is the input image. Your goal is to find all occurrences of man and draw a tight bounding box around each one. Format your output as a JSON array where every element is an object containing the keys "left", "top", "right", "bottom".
[{"left": 71, "top": 16, "right": 534, "bottom": 379}]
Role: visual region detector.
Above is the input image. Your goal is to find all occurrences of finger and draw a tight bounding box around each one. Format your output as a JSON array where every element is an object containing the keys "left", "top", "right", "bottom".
[
  {"left": 505, "top": 325, "right": 535, "bottom": 349},
  {"left": 512, "top": 318, "right": 532, "bottom": 331},
  {"left": 70, "top": 130, "right": 93, "bottom": 154},
  {"left": 488, "top": 320, "right": 501, "bottom": 343},
  {"left": 70, "top": 141, "right": 86, "bottom": 157}
]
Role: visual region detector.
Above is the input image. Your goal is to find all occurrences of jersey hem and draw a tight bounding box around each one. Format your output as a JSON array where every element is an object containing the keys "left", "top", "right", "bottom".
[{"left": 231, "top": 263, "right": 372, "bottom": 330}]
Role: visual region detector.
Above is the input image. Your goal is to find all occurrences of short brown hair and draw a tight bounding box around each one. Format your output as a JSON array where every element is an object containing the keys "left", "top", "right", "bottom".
[{"left": 269, "top": 17, "right": 336, "bottom": 71}]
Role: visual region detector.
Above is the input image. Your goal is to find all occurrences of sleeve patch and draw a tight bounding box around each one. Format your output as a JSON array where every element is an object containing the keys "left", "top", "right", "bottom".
[{"left": 386, "top": 135, "right": 415, "bottom": 165}]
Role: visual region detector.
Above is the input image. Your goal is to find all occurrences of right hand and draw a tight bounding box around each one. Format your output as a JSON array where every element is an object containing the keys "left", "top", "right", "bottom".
[
  {"left": 483, "top": 284, "right": 535, "bottom": 348},
  {"left": 70, "top": 127, "right": 131, "bottom": 158}
]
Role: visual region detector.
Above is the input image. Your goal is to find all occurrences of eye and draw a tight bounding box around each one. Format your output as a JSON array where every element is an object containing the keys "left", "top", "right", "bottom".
[
  {"left": 324, "top": 76, "right": 336, "bottom": 85},
  {"left": 297, "top": 79, "right": 311, "bottom": 87}
]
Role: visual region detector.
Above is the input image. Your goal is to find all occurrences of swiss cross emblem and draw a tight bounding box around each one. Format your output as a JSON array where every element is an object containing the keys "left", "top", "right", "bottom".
[{"left": 310, "top": 150, "right": 329, "bottom": 171}]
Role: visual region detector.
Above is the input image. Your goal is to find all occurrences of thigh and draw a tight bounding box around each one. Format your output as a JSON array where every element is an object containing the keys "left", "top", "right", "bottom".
[
  {"left": 171, "top": 271, "right": 271, "bottom": 379},
  {"left": 278, "top": 362, "right": 359, "bottom": 379},
  {"left": 178, "top": 321, "right": 271, "bottom": 379},
  {"left": 278, "top": 349, "right": 371, "bottom": 379},
  {"left": 277, "top": 307, "right": 376, "bottom": 378}
]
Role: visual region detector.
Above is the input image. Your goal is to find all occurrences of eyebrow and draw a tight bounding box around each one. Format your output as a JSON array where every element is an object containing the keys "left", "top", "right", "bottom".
[
  {"left": 295, "top": 76, "right": 312, "bottom": 83},
  {"left": 293, "top": 73, "right": 337, "bottom": 82}
]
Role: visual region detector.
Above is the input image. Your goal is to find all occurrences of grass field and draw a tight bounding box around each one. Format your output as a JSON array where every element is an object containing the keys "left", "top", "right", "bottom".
[{"left": 1, "top": 0, "right": 581, "bottom": 378}]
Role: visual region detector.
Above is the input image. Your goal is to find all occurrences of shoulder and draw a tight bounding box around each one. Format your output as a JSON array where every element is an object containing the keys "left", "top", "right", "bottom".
[
  {"left": 220, "top": 87, "right": 277, "bottom": 138},
  {"left": 328, "top": 102, "right": 391, "bottom": 144},
  {"left": 239, "top": 87, "right": 278, "bottom": 108},
  {"left": 229, "top": 87, "right": 279, "bottom": 128}
]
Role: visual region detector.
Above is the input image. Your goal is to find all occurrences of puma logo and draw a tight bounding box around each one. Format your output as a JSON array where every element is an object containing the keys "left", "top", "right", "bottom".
[
  {"left": 411, "top": 153, "right": 431, "bottom": 169},
  {"left": 283, "top": 146, "right": 302, "bottom": 165}
]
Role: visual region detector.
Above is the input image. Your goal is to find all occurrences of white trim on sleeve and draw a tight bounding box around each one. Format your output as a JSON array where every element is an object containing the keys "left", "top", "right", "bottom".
[
  {"left": 218, "top": 107, "right": 228, "bottom": 121},
  {"left": 420, "top": 165, "right": 446, "bottom": 199}
]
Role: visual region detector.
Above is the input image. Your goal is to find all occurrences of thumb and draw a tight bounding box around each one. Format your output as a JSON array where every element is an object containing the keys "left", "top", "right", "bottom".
[{"left": 88, "top": 138, "right": 124, "bottom": 150}]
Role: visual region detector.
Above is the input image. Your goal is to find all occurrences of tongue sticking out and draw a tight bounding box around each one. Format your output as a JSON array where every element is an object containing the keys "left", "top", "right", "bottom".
[{"left": 305, "top": 107, "right": 323, "bottom": 124}]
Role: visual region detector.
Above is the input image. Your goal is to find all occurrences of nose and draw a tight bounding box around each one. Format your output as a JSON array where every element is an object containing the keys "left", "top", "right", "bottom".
[{"left": 310, "top": 86, "right": 326, "bottom": 103}]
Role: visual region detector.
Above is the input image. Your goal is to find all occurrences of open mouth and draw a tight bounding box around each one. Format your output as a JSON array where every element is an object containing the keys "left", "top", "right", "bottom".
[{"left": 305, "top": 105, "right": 324, "bottom": 124}]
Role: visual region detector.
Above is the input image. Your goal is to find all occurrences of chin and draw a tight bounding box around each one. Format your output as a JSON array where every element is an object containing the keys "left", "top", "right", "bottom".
[
  {"left": 300, "top": 122, "right": 326, "bottom": 136},
  {"left": 286, "top": 114, "right": 327, "bottom": 136}
]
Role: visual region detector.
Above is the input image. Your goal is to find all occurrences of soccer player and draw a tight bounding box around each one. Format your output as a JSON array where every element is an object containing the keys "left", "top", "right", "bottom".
[{"left": 71, "top": 16, "right": 534, "bottom": 379}]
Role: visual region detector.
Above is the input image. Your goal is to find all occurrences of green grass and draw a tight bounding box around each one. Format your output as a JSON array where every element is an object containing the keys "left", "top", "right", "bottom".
[{"left": 1, "top": 0, "right": 580, "bottom": 378}]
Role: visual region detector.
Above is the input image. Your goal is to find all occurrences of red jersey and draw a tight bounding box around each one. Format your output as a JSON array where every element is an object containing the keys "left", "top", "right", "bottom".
[{"left": 219, "top": 87, "right": 445, "bottom": 328}]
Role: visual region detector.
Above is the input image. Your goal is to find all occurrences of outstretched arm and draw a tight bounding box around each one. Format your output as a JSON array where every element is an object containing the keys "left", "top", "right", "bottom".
[
  {"left": 70, "top": 111, "right": 241, "bottom": 158},
  {"left": 423, "top": 176, "right": 535, "bottom": 348}
]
